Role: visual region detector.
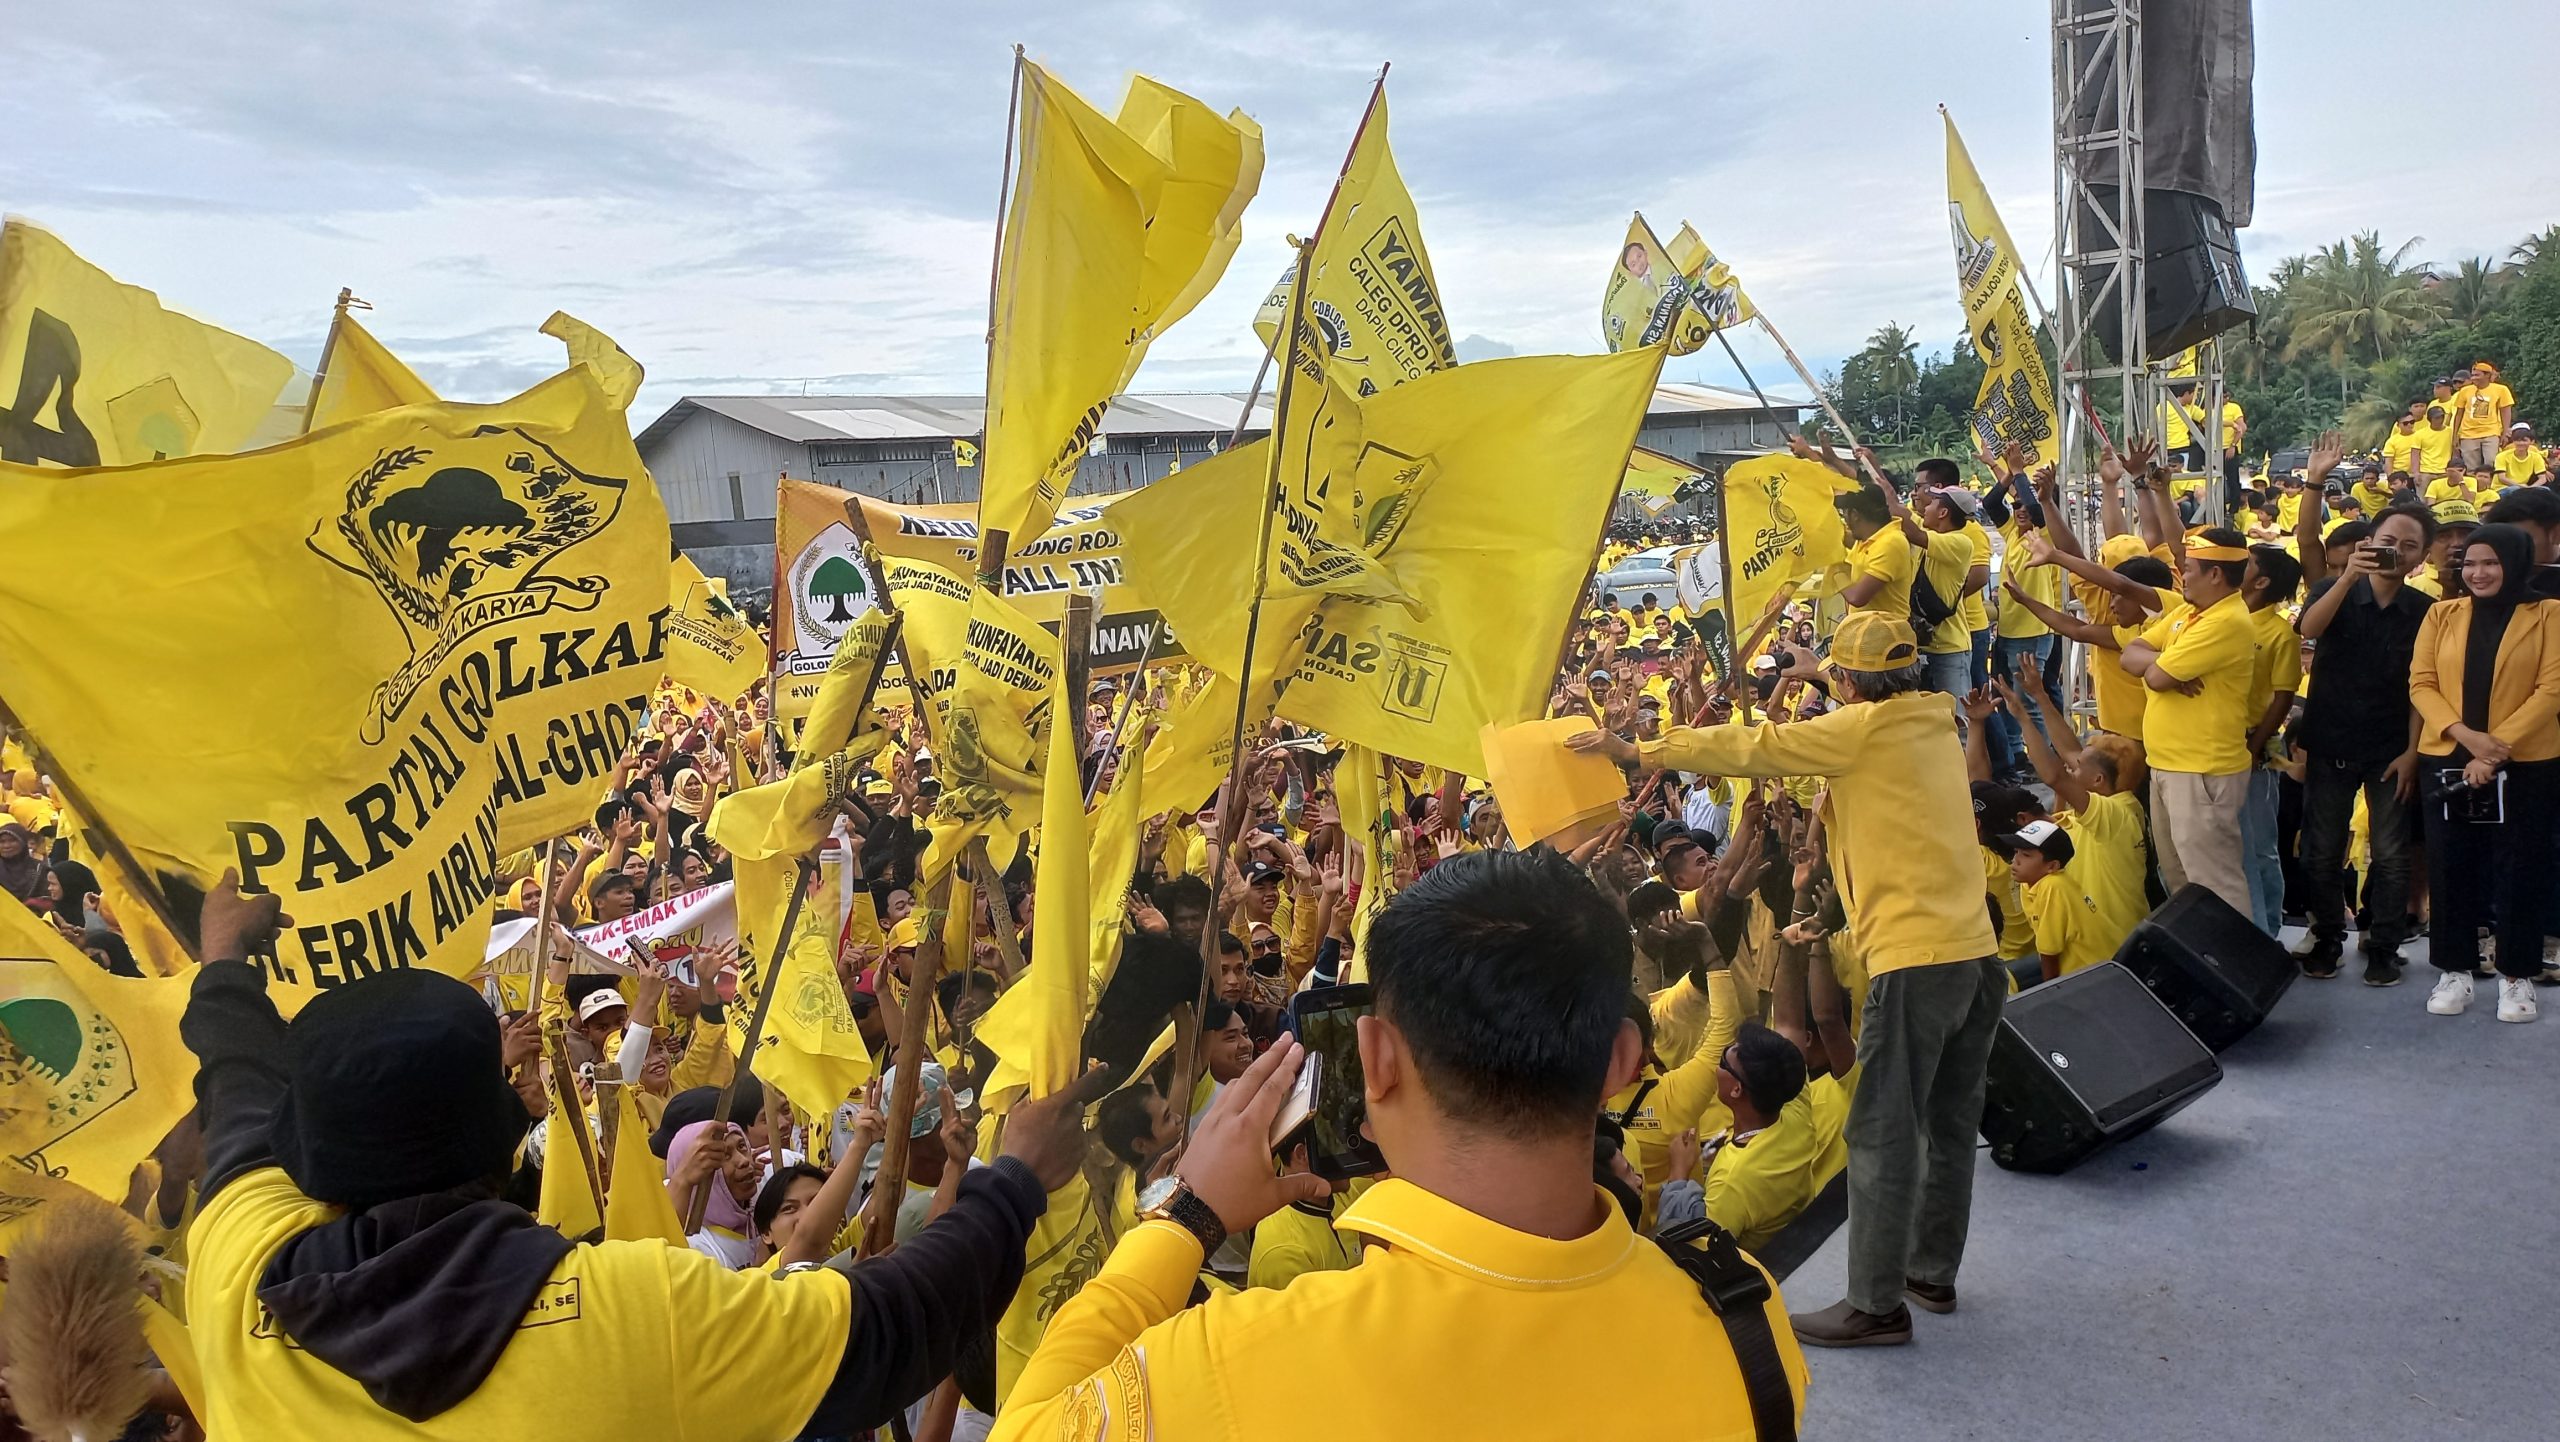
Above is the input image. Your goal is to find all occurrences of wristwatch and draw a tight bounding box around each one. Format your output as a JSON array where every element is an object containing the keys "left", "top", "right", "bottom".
[{"left": 1136, "top": 1176, "right": 1228, "bottom": 1255}]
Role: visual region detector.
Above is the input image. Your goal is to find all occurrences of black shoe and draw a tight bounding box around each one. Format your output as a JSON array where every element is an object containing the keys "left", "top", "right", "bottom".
[
  {"left": 2361, "top": 955, "right": 2403, "bottom": 987},
  {"left": 2294, "top": 937, "right": 2343, "bottom": 979}
]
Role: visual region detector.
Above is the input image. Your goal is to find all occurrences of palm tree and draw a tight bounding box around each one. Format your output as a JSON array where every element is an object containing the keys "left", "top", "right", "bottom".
[
  {"left": 1863, "top": 323, "right": 1920, "bottom": 435},
  {"left": 2438, "top": 257, "right": 2506, "bottom": 327},
  {"left": 2284, "top": 232, "right": 2446, "bottom": 367},
  {"left": 2511, "top": 225, "right": 2560, "bottom": 270}
]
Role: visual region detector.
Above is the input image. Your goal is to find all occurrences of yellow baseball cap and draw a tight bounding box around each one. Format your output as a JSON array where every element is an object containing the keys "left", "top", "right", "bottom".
[
  {"left": 1830, "top": 610, "right": 1920, "bottom": 671},
  {"left": 888, "top": 917, "right": 922, "bottom": 951},
  {"left": 2433, "top": 497, "right": 2481, "bottom": 527}
]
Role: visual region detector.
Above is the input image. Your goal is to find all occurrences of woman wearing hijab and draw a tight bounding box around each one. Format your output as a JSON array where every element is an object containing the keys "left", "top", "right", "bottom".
[
  {"left": 0, "top": 820, "right": 44, "bottom": 901},
  {"left": 2409, "top": 522, "right": 2560, "bottom": 1022},
  {"left": 43, "top": 855, "right": 99, "bottom": 926},
  {"left": 666, "top": 1118, "right": 765, "bottom": 1268}
]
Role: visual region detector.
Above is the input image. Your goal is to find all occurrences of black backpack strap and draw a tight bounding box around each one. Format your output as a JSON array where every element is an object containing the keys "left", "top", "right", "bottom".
[
  {"left": 1612, "top": 1078, "right": 1660, "bottom": 1130},
  {"left": 1655, "top": 1218, "right": 1798, "bottom": 1442}
]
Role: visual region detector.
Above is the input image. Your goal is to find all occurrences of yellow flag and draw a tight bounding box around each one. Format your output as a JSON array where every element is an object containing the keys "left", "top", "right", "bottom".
[
  {"left": 1944, "top": 112, "right": 2061, "bottom": 467},
  {"left": 603, "top": 1083, "right": 685, "bottom": 1243},
  {"left": 953, "top": 437, "right": 980, "bottom": 469},
  {"left": 1252, "top": 83, "right": 1454, "bottom": 398},
  {"left": 306, "top": 312, "right": 439, "bottom": 432},
  {"left": 664, "top": 554, "right": 767, "bottom": 703},
  {"left": 1113, "top": 443, "right": 1298, "bottom": 682},
  {"left": 1601, "top": 214, "right": 1715, "bottom": 355},
  {"left": 0, "top": 897, "right": 195, "bottom": 1211},
  {"left": 541, "top": 312, "right": 645, "bottom": 412},
  {"left": 0, "top": 368, "right": 669, "bottom": 1011},
  {"left": 1664, "top": 223, "right": 1757, "bottom": 330},
  {"left": 993, "top": 1168, "right": 1111, "bottom": 1405},
  {"left": 1718, "top": 455, "right": 1851, "bottom": 625},
  {"left": 973, "top": 651, "right": 1089, "bottom": 1105},
  {"left": 534, "top": 1091, "right": 604, "bottom": 1239},
  {"left": 979, "top": 61, "right": 1262, "bottom": 543},
  {"left": 0, "top": 219, "right": 294, "bottom": 466},
  {"left": 1277, "top": 349, "right": 1667, "bottom": 776},
  {"left": 1623, "top": 445, "right": 1702, "bottom": 499},
  {"left": 937, "top": 587, "right": 1063, "bottom": 856},
  {"left": 1082, "top": 735, "right": 1148, "bottom": 995},
  {"left": 1263, "top": 256, "right": 1416, "bottom": 608},
  {"left": 707, "top": 743, "right": 888, "bottom": 1122},
  {"left": 1340, "top": 742, "right": 1394, "bottom": 983}
]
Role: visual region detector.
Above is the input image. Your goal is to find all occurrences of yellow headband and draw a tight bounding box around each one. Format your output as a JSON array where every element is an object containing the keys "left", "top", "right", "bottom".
[{"left": 2187, "top": 544, "right": 2250, "bottom": 562}]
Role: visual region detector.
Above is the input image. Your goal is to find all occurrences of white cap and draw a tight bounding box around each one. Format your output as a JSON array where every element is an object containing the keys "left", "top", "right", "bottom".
[
  {"left": 2008, "top": 819, "right": 2064, "bottom": 850},
  {"left": 576, "top": 987, "right": 629, "bottom": 1023}
]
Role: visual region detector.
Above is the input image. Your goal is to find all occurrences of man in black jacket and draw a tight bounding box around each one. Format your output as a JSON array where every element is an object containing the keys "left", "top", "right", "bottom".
[{"left": 179, "top": 872, "right": 1100, "bottom": 1441}]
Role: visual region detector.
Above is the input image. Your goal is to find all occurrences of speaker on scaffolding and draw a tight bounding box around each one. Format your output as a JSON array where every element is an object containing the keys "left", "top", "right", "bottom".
[{"left": 2061, "top": 0, "right": 2259, "bottom": 362}]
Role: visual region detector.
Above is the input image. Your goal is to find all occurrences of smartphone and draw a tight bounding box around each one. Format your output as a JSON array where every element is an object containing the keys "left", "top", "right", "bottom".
[{"left": 1284, "top": 984, "right": 1387, "bottom": 1184}]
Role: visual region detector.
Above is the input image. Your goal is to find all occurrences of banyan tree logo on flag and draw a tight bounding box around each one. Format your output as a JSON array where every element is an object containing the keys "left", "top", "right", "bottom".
[
  {"left": 786, "top": 520, "right": 874, "bottom": 656},
  {"left": 0, "top": 962, "right": 138, "bottom": 1168},
  {"left": 311, "top": 428, "right": 629, "bottom": 739}
]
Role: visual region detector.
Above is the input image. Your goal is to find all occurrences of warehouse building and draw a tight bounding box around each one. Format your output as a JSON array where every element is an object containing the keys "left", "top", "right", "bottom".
[{"left": 636, "top": 382, "right": 1804, "bottom": 592}]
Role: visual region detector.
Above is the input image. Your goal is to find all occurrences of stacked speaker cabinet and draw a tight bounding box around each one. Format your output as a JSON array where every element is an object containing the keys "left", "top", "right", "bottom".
[{"left": 1980, "top": 961, "right": 2223, "bottom": 1174}]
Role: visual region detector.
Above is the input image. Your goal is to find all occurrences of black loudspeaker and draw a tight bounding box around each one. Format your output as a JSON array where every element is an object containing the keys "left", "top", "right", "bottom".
[
  {"left": 1980, "top": 961, "right": 2222, "bottom": 1174},
  {"left": 2112, "top": 884, "right": 2296, "bottom": 1052},
  {"left": 2076, "top": 187, "right": 2257, "bottom": 363}
]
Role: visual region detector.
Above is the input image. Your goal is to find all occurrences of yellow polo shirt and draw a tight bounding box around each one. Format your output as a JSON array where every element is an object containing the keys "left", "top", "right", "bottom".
[
  {"left": 1957, "top": 521, "right": 1993, "bottom": 633},
  {"left": 2415, "top": 419, "right": 2455, "bottom": 474},
  {"left": 1608, "top": 969, "right": 1739, "bottom": 1225},
  {"left": 2059, "top": 789, "right": 2150, "bottom": 958},
  {"left": 2020, "top": 870, "right": 2108, "bottom": 976},
  {"left": 1917, "top": 527, "right": 1975, "bottom": 654},
  {"left": 1703, "top": 1072, "right": 1852, "bottom": 1253},
  {"left": 1643, "top": 692, "right": 1999, "bottom": 976},
  {"left": 2351, "top": 479, "right": 2397, "bottom": 515},
  {"left": 1995, "top": 520, "right": 2062, "bottom": 640},
  {"left": 1848, "top": 527, "right": 1916, "bottom": 620},
  {"left": 995, "top": 1183, "right": 1809, "bottom": 1442},
  {"left": 2243, "top": 604, "right": 2305, "bottom": 734},
  {"left": 2139, "top": 591, "right": 2262, "bottom": 775}
]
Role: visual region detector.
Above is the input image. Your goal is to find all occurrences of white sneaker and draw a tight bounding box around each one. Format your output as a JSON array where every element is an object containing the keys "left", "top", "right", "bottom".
[
  {"left": 2428, "top": 972, "right": 2475, "bottom": 1016},
  {"left": 2497, "top": 978, "right": 2539, "bottom": 1024}
]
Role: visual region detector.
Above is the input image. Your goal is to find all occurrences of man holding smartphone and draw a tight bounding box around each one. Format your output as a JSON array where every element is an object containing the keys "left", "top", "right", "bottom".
[{"left": 995, "top": 851, "right": 1807, "bottom": 1440}]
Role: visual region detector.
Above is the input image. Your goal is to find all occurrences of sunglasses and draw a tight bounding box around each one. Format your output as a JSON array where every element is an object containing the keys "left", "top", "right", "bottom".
[{"left": 1250, "top": 938, "right": 1284, "bottom": 955}]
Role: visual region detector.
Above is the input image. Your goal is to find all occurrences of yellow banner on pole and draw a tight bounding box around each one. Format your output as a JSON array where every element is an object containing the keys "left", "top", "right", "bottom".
[
  {"left": 1944, "top": 111, "right": 2061, "bottom": 467},
  {"left": 0, "top": 368, "right": 670, "bottom": 1009},
  {"left": 0, "top": 219, "right": 294, "bottom": 466},
  {"left": 662, "top": 554, "right": 766, "bottom": 704},
  {"left": 307, "top": 312, "right": 439, "bottom": 432},
  {"left": 1602, "top": 214, "right": 1715, "bottom": 355},
  {"left": 1716, "top": 455, "right": 1850, "bottom": 626},
  {"left": 1663, "top": 222, "right": 1756, "bottom": 331},
  {"left": 979, "top": 61, "right": 1261, "bottom": 543},
  {"left": 1251, "top": 83, "right": 1454, "bottom": 398}
]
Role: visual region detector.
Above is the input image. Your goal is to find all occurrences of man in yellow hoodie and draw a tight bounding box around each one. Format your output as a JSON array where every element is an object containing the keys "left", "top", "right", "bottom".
[{"left": 1574, "top": 610, "right": 2004, "bottom": 1348}]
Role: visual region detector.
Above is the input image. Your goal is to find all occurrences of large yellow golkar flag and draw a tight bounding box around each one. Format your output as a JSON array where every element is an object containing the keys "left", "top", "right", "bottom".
[
  {"left": 0, "top": 218, "right": 295, "bottom": 466},
  {"left": 0, "top": 368, "right": 670, "bottom": 1010},
  {"left": 1944, "top": 112, "right": 2061, "bottom": 468},
  {"left": 978, "top": 62, "right": 1261, "bottom": 544}
]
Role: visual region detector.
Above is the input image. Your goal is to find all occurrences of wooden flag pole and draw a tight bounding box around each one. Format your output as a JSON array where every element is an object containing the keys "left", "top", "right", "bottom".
[
  {"left": 859, "top": 874, "right": 953, "bottom": 1258},
  {"left": 684, "top": 853, "right": 816, "bottom": 1233},
  {"left": 0, "top": 695, "right": 199, "bottom": 969},
  {"left": 297, "top": 288, "right": 366, "bottom": 436}
]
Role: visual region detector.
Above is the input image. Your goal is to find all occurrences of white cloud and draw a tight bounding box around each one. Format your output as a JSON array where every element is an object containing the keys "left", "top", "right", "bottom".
[{"left": 7, "top": 0, "right": 2553, "bottom": 433}]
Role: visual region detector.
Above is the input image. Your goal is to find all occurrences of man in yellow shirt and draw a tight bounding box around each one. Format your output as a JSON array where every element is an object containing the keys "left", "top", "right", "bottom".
[
  {"left": 179, "top": 877, "right": 1100, "bottom": 1442},
  {"left": 2381, "top": 416, "right": 2426, "bottom": 482},
  {"left": 996, "top": 852, "right": 1810, "bottom": 1440},
  {"left": 2427, "top": 462, "right": 2490, "bottom": 507},
  {"left": 1906, "top": 483, "right": 1989, "bottom": 697},
  {"left": 1995, "top": 820, "right": 2108, "bottom": 982},
  {"left": 2498, "top": 425, "right": 2548, "bottom": 489},
  {"left": 2413, "top": 403, "right": 2457, "bottom": 480},
  {"left": 2452, "top": 363, "right": 2515, "bottom": 471},
  {"left": 1574, "top": 611, "right": 2004, "bottom": 1349},
  {"left": 2118, "top": 529, "right": 2264, "bottom": 916},
  {"left": 1836, "top": 483, "right": 1916, "bottom": 620},
  {"left": 2350, "top": 462, "right": 2398, "bottom": 518}
]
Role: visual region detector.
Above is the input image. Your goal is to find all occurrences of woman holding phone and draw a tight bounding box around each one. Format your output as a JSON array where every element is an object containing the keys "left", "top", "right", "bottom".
[{"left": 2408, "top": 522, "right": 2560, "bottom": 1022}]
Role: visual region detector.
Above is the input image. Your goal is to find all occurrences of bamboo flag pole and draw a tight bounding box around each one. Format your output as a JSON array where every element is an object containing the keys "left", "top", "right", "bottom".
[{"left": 297, "top": 289, "right": 362, "bottom": 436}]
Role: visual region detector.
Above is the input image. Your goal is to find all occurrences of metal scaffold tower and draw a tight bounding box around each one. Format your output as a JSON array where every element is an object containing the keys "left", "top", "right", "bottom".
[{"left": 2052, "top": 0, "right": 2150, "bottom": 517}]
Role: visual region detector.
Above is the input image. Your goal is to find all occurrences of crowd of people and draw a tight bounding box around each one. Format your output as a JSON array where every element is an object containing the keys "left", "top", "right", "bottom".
[{"left": 5, "top": 356, "right": 2556, "bottom": 1442}]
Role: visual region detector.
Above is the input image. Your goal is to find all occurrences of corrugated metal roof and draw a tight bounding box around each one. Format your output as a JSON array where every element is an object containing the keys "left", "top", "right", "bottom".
[{"left": 639, "top": 380, "right": 1801, "bottom": 451}]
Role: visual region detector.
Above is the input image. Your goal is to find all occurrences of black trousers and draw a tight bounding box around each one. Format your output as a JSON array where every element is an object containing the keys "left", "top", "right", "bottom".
[{"left": 2424, "top": 757, "right": 2560, "bottom": 978}]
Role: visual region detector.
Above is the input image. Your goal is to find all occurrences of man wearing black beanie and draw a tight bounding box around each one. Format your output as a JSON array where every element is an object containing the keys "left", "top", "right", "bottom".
[{"left": 179, "top": 872, "right": 1103, "bottom": 1440}]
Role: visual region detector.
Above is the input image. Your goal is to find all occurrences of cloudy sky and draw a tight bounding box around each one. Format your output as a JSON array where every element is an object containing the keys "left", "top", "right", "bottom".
[{"left": 10, "top": 1, "right": 2555, "bottom": 430}]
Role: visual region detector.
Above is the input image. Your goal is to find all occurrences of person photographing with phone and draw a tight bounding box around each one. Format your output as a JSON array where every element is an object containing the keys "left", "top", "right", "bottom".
[
  {"left": 994, "top": 850, "right": 1807, "bottom": 1440},
  {"left": 2407, "top": 522, "right": 2560, "bottom": 1023}
]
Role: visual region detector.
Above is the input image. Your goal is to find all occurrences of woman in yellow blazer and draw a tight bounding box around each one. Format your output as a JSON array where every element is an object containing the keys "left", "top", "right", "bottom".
[{"left": 2408, "top": 522, "right": 2560, "bottom": 1023}]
